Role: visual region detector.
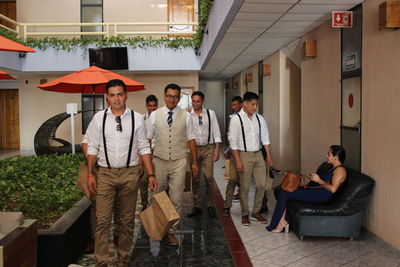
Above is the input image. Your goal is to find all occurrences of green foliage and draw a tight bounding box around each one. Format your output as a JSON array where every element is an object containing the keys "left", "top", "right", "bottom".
[
  {"left": 194, "top": 0, "right": 214, "bottom": 48},
  {"left": 0, "top": 153, "right": 84, "bottom": 228},
  {"left": 0, "top": 27, "right": 196, "bottom": 51}
]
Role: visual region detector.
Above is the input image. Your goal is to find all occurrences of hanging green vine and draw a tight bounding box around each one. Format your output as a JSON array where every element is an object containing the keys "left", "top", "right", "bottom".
[
  {"left": 194, "top": 0, "right": 214, "bottom": 48},
  {"left": 0, "top": 28, "right": 196, "bottom": 52}
]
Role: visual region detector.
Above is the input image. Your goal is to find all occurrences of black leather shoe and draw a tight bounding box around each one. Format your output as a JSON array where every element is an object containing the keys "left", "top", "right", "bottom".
[
  {"left": 187, "top": 207, "right": 202, "bottom": 218},
  {"left": 222, "top": 208, "right": 230, "bottom": 216},
  {"left": 207, "top": 207, "right": 216, "bottom": 218}
]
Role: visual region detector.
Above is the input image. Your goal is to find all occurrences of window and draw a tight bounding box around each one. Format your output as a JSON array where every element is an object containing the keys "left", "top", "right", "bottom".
[
  {"left": 81, "top": 0, "right": 103, "bottom": 39},
  {"left": 82, "top": 94, "right": 104, "bottom": 134}
]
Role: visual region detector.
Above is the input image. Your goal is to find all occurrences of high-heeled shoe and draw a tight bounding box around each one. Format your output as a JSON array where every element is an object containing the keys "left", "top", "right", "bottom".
[{"left": 271, "top": 222, "right": 289, "bottom": 233}]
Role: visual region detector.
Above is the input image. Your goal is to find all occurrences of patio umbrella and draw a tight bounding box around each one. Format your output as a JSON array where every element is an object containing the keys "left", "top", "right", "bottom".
[
  {"left": 0, "top": 70, "right": 16, "bottom": 80},
  {"left": 38, "top": 66, "right": 145, "bottom": 94},
  {"left": 0, "top": 35, "right": 36, "bottom": 53}
]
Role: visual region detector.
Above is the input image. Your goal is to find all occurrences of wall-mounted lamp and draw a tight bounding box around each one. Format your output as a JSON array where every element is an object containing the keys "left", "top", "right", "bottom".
[
  {"left": 19, "top": 52, "right": 27, "bottom": 58},
  {"left": 245, "top": 73, "right": 253, "bottom": 83},
  {"left": 379, "top": 1, "right": 400, "bottom": 30},
  {"left": 303, "top": 40, "right": 317, "bottom": 58},
  {"left": 263, "top": 64, "right": 271, "bottom": 76}
]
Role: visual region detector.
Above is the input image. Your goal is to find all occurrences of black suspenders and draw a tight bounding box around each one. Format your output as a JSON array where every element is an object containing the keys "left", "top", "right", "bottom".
[
  {"left": 206, "top": 109, "right": 211, "bottom": 144},
  {"left": 102, "top": 109, "right": 135, "bottom": 169},
  {"left": 237, "top": 113, "right": 262, "bottom": 153}
]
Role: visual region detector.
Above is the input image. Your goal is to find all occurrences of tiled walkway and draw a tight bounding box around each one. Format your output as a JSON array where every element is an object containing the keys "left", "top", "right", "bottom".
[
  {"left": 213, "top": 160, "right": 400, "bottom": 267},
  {"left": 3, "top": 150, "right": 399, "bottom": 266}
]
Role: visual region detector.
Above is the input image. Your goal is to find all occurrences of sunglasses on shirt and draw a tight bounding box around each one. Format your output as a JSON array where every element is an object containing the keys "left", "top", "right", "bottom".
[{"left": 116, "top": 116, "right": 122, "bottom": 132}]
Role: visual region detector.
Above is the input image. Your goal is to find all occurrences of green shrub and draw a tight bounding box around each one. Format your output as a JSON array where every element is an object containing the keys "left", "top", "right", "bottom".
[{"left": 0, "top": 153, "right": 84, "bottom": 228}]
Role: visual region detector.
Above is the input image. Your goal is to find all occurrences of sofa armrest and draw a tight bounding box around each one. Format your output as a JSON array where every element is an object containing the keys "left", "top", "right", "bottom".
[{"left": 287, "top": 200, "right": 357, "bottom": 216}]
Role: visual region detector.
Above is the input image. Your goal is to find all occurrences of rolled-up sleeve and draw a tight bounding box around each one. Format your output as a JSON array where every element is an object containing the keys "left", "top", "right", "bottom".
[
  {"left": 261, "top": 116, "right": 270, "bottom": 145},
  {"left": 146, "top": 111, "right": 156, "bottom": 140},
  {"left": 86, "top": 115, "right": 101, "bottom": 156},
  {"left": 186, "top": 113, "right": 197, "bottom": 141},
  {"left": 211, "top": 111, "right": 222, "bottom": 143},
  {"left": 228, "top": 116, "right": 240, "bottom": 150},
  {"left": 137, "top": 115, "right": 151, "bottom": 155}
]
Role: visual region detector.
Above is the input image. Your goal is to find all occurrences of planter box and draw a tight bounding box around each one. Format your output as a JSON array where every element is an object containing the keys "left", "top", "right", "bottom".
[
  {"left": 37, "top": 198, "right": 91, "bottom": 267},
  {"left": 0, "top": 219, "right": 37, "bottom": 267}
]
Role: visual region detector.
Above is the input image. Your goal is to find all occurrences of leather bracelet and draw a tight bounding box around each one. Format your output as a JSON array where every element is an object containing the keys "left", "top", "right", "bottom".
[
  {"left": 87, "top": 173, "right": 95, "bottom": 179},
  {"left": 148, "top": 174, "right": 156, "bottom": 178}
]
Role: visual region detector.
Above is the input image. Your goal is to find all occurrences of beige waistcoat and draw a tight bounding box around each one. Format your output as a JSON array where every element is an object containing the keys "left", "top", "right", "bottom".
[{"left": 153, "top": 108, "right": 188, "bottom": 160}]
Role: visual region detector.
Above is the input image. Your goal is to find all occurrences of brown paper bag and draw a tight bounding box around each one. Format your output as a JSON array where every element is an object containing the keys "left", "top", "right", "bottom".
[
  {"left": 76, "top": 162, "right": 90, "bottom": 198},
  {"left": 265, "top": 165, "right": 273, "bottom": 190},
  {"left": 224, "top": 159, "right": 238, "bottom": 181},
  {"left": 139, "top": 191, "right": 180, "bottom": 241}
]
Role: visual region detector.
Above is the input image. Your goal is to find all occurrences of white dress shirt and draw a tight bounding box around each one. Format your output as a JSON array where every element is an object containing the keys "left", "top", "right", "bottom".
[
  {"left": 190, "top": 108, "right": 222, "bottom": 145},
  {"left": 86, "top": 107, "right": 151, "bottom": 168},
  {"left": 228, "top": 109, "right": 270, "bottom": 152},
  {"left": 146, "top": 105, "right": 196, "bottom": 141}
]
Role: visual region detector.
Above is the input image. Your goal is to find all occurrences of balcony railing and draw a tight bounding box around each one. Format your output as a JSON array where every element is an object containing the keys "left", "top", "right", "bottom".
[{"left": 0, "top": 14, "right": 197, "bottom": 40}]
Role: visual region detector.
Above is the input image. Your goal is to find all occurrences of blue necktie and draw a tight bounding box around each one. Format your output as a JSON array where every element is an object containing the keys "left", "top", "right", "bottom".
[{"left": 167, "top": 111, "right": 173, "bottom": 126}]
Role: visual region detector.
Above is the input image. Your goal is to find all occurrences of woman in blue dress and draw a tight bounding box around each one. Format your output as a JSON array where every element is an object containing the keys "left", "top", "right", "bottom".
[{"left": 266, "top": 145, "right": 347, "bottom": 233}]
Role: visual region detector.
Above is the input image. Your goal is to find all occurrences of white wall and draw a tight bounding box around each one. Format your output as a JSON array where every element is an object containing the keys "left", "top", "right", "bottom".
[{"left": 199, "top": 80, "right": 225, "bottom": 137}]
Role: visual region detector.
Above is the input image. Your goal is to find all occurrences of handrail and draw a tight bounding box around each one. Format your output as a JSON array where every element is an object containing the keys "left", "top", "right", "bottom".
[
  {"left": 0, "top": 13, "right": 197, "bottom": 40},
  {"left": 0, "top": 13, "right": 19, "bottom": 34}
]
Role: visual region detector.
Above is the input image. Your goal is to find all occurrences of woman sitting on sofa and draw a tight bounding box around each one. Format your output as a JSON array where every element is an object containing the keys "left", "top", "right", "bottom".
[{"left": 266, "top": 145, "right": 347, "bottom": 233}]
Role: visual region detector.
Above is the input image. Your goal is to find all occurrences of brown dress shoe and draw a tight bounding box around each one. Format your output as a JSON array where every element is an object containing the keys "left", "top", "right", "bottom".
[
  {"left": 166, "top": 233, "right": 179, "bottom": 246},
  {"left": 251, "top": 213, "right": 268, "bottom": 224},
  {"left": 242, "top": 215, "right": 250, "bottom": 226}
]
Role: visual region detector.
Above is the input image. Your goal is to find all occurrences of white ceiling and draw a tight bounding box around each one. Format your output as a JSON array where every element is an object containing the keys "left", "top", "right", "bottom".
[{"left": 200, "top": 0, "right": 364, "bottom": 80}]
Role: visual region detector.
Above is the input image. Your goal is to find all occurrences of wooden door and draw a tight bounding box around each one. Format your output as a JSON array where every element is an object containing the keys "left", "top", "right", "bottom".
[
  {"left": 0, "top": 1, "right": 17, "bottom": 30},
  {"left": 0, "top": 89, "right": 20, "bottom": 149},
  {"left": 168, "top": 0, "right": 194, "bottom": 36}
]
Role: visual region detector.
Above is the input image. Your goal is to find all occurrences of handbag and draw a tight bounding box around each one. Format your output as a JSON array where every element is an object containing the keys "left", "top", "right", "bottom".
[{"left": 280, "top": 171, "right": 305, "bottom": 192}]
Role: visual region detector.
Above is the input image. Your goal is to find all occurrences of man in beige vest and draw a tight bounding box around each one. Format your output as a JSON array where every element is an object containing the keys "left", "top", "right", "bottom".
[
  {"left": 187, "top": 91, "right": 221, "bottom": 218},
  {"left": 147, "top": 83, "right": 199, "bottom": 246}
]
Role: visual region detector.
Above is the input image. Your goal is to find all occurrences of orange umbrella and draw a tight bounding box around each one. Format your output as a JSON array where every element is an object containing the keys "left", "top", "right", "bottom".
[
  {"left": 0, "top": 70, "right": 16, "bottom": 80},
  {"left": 0, "top": 35, "right": 36, "bottom": 53},
  {"left": 38, "top": 66, "right": 145, "bottom": 94}
]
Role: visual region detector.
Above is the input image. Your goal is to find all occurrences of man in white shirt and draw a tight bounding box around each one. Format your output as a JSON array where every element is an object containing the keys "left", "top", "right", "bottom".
[
  {"left": 147, "top": 83, "right": 199, "bottom": 246},
  {"left": 86, "top": 79, "right": 158, "bottom": 266},
  {"left": 229, "top": 92, "right": 273, "bottom": 226},
  {"left": 139, "top": 94, "right": 158, "bottom": 211},
  {"left": 187, "top": 91, "right": 221, "bottom": 219}
]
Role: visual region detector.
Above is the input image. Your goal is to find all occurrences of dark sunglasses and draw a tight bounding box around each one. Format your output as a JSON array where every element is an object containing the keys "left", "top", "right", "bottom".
[
  {"left": 115, "top": 116, "right": 122, "bottom": 132},
  {"left": 198, "top": 115, "right": 203, "bottom": 126}
]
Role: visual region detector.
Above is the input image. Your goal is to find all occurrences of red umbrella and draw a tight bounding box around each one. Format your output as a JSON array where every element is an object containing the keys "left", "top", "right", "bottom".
[
  {"left": 0, "top": 70, "right": 16, "bottom": 80},
  {"left": 38, "top": 66, "right": 145, "bottom": 94},
  {"left": 0, "top": 35, "right": 36, "bottom": 53}
]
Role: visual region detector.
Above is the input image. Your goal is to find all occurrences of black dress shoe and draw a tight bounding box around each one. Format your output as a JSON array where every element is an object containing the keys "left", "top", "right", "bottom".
[
  {"left": 207, "top": 207, "right": 216, "bottom": 218},
  {"left": 222, "top": 208, "right": 230, "bottom": 216},
  {"left": 187, "top": 207, "right": 202, "bottom": 217}
]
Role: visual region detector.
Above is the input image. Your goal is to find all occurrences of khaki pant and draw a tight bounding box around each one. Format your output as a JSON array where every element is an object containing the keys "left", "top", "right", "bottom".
[
  {"left": 95, "top": 166, "right": 140, "bottom": 267},
  {"left": 224, "top": 179, "right": 238, "bottom": 209},
  {"left": 238, "top": 151, "right": 266, "bottom": 216},
  {"left": 153, "top": 156, "right": 186, "bottom": 234},
  {"left": 192, "top": 144, "right": 215, "bottom": 208},
  {"left": 224, "top": 159, "right": 240, "bottom": 209}
]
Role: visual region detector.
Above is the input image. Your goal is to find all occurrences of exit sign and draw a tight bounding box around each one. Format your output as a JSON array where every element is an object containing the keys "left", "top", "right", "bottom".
[{"left": 332, "top": 11, "right": 353, "bottom": 28}]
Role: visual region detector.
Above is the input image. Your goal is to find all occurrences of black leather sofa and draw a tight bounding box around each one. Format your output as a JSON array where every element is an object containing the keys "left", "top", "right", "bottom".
[{"left": 275, "top": 165, "right": 375, "bottom": 240}]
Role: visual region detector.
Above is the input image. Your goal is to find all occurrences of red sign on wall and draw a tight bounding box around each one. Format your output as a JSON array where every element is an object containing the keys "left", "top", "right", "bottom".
[{"left": 332, "top": 11, "right": 353, "bottom": 28}]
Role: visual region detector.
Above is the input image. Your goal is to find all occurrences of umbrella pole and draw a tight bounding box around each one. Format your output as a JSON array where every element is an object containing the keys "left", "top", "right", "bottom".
[{"left": 93, "top": 85, "right": 96, "bottom": 115}]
